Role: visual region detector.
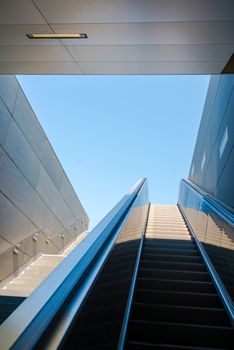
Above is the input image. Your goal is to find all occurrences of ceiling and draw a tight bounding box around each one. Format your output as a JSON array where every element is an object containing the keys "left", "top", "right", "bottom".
[{"left": 1, "top": 0, "right": 234, "bottom": 74}]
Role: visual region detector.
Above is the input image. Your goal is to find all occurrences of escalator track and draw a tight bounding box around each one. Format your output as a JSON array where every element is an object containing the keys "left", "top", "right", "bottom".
[{"left": 61, "top": 205, "right": 234, "bottom": 350}]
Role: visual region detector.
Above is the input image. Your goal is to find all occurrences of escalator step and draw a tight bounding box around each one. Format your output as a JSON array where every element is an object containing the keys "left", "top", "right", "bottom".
[
  {"left": 141, "top": 260, "right": 206, "bottom": 272},
  {"left": 126, "top": 340, "right": 228, "bottom": 350},
  {"left": 142, "top": 253, "right": 202, "bottom": 264},
  {"left": 139, "top": 268, "right": 210, "bottom": 282},
  {"left": 144, "top": 241, "right": 195, "bottom": 249},
  {"left": 132, "top": 303, "right": 230, "bottom": 326},
  {"left": 137, "top": 277, "right": 216, "bottom": 293},
  {"left": 135, "top": 289, "right": 222, "bottom": 308},
  {"left": 128, "top": 320, "right": 233, "bottom": 348},
  {"left": 143, "top": 247, "right": 199, "bottom": 256}
]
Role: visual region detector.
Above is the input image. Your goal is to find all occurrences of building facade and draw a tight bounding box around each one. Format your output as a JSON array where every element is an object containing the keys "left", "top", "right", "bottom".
[
  {"left": 0, "top": 75, "right": 88, "bottom": 282},
  {"left": 178, "top": 74, "right": 234, "bottom": 305}
]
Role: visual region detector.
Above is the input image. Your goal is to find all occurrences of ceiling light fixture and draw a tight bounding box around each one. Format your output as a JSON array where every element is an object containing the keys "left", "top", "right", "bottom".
[{"left": 27, "top": 33, "right": 87, "bottom": 39}]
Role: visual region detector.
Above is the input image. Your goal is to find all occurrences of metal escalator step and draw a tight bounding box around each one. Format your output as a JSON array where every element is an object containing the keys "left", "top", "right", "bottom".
[
  {"left": 137, "top": 277, "right": 216, "bottom": 293},
  {"left": 146, "top": 230, "right": 189, "bottom": 235},
  {"left": 143, "top": 247, "right": 199, "bottom": 256},
  {"left": 128, "top": 320, "right": 233, "bottom": 348},
  {"left": 132, "top": 303, "right": 230, "bottom": 326},
  {"left": 126, "top": 340, "right": 228, "bottom": 350},
  {"left": 141, "top": 260, "right": 206, "bottom": 272},
  {"left": 146, "top": 235, "right": 191, "bottom": 240},
  {"left": 144, "top": 241, "right": 195, "bottom": 249},
  {"left": 135, "top": 289, "right": 222, "bottom": 308},
  {"left": 142, "top": 253, "right": 202, "bottom": 264},
  {"left": 139, "top": 268, "right": 210, "bottom": 282}
]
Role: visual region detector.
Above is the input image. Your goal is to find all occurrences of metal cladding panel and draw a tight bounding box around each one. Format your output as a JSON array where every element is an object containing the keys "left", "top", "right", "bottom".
[
  {"left": 0, "top": 1, "right": 234, "bottom": 73},
  {"left": 0, "top": 98, "right": 12, "bottom": 146},
  {"left": 0, "top": 76, "right": 18, "bottom": 113},
  {"left": 0, "top": 192, "right": 37, "bottom": 245},
  {"left": 189, "top": 74, "right": 234, "bottom": 210},
  {"left": 215, "top": 147, "right": 234, "bottom": 207},
  {"left": 0, "top": 76, "right": 88, "bottom": 281},
  {"left": 13, "top": 88, "right": 46, "bottom": 157},
  {"left": 5, "top": 120, "right": 41, "bottom": 188}
]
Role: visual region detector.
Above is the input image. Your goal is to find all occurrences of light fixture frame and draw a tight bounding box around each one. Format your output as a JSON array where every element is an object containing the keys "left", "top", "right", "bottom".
[{"left": 27, "top": 33, "right": 87, "bottom": 39}]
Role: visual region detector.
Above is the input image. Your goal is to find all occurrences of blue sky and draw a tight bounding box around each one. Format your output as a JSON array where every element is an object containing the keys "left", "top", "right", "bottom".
[{"left": 17, "top": 75, "right": 210, "bottom": 228}]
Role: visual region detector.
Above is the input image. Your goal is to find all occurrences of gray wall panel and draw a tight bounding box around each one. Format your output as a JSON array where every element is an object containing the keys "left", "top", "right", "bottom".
[
  {"left": 0, "top": 237, "right": 12, "bottom": 254},
  {"left": 212, "top": 88, "right": 234, "bottom": 187},
  {"left": 189, "top": 74, "right": 234, "bottom": 210},
  {"left": 55, "top": 196, "right": 75, "bottom": 229},
  {"left": 5, "top": 120, "right": 40, "bottom": 187},
  {"left": 42, "top": 140, "right": 64, "bottom": 190},
  {"left": 214, "top": 146, "right": 234, "bottom": 207},
  {"left": 190, "top": 75, "right": 221, "bottom": 169},
  {"left": 36, "top": 165, "right": 60, "bottom": 213},
  {"left": 13, "top": 88, "right": 46, "bottom": 159},
  {"left": 0, "top": 76, "right": 18, "bottom": 114},
  {"left": 0, "top": 75, "right": 88, "bottom": 280},
  {"left": 61, "top": 178, "right": 87, "bottom": 220},
  {"left": 0, "top": 192, "right": 37, "bottom": 244},
  {"left": 0, "top": 98, "right": 11, "bottom": 146},
  {"left": 0, "top": 150, "right": 51, "bottom": 229}
]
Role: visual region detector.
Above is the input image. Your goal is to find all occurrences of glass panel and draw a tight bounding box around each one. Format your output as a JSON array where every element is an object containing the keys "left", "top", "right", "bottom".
[{"left": 179, "top": 180, "right": 234, "bottom": 305}]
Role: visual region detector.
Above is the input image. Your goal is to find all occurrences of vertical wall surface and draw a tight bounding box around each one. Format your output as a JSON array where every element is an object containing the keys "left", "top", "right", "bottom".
[
  {"left": 0, "top": 75, "right": 88, "bottom": 282},
  {"left": 189, "top": 74, "right": 234, "bottom": 210},
  {"left": 179, "top": 74, "right": 234, "bottom": 303}
]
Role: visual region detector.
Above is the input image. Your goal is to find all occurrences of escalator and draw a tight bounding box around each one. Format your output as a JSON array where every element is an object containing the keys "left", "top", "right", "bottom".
[
  {"left": 61, "top": 205, "right": 233, "bottom": 350},
  {"left": 126, "top": 205, "right": 233, "bottom": 349},
  {"left": 1, "top": 179, "right": 233, "bottom": 350}
]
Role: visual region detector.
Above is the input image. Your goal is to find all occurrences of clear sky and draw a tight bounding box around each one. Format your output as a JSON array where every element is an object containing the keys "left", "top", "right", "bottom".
[{"left": 17, "top": 75, "right": 210, "bottom": 228}]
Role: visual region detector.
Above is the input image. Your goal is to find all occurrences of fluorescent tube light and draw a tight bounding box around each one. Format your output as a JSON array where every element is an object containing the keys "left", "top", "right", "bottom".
[{"left": 27, "top": 33, "right": 87, "bottom": 39}]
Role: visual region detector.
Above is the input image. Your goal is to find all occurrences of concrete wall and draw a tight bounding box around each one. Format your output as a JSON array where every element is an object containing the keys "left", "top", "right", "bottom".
[
  {"left": 189, "top": 74, "right": 234, "bottom": 210},
  {"left": 0, "top": 75, "right": 88, "bottom": 281}
]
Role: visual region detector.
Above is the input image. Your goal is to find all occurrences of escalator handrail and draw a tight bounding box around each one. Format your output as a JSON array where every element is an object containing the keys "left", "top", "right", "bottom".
[
  {"left": 117, "top": 203, "right": 151, "bottom": 350},
  {"left": 181, "top": 179, "right": 234, "bottom": 228},
  {"left": 0, "top": 178, "right": 148, "bottom": 350}
]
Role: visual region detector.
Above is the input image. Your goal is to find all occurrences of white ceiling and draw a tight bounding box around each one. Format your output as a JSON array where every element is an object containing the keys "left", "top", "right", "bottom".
[{"left": 0, "top": 0, "right": 234, "bottom": 74}]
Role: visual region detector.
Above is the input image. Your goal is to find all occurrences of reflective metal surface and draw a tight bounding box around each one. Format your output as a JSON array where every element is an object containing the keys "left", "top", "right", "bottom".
[
  {"left": 179, "top": 204, "right": 234, "bottom": 324},
  {"left": 179, "top": 179, "right": 234, "bottom": 305},
  {"left": 0, "top": 178, "right": 148, "bottom": 350},
  {"left": 189, "top": 74, "right": 234, "bottom": 210},
  {"left": 0, "top": 76, "right": 88, "bottom": 281}
]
